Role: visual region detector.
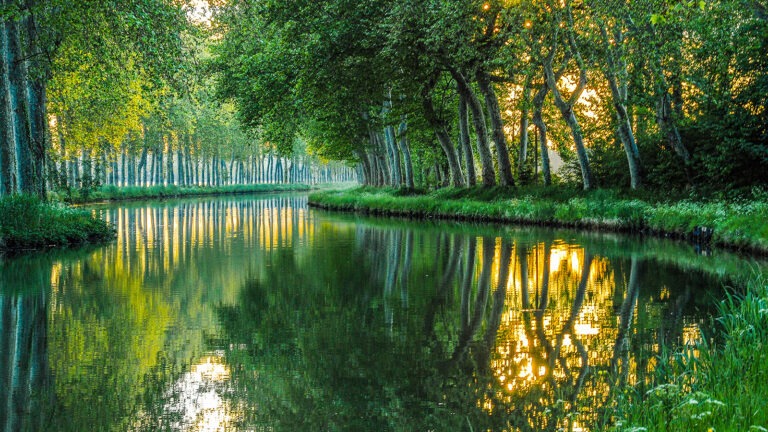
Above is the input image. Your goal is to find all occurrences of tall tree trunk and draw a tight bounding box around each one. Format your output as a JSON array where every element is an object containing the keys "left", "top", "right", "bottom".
[
  {"left": 6, "top": 15, "right": 33, "bottom": 194},
  {"left": 166, "top": 135, "right": 174, "bottom": 186},
  {"left": 477, "top": 70, "right": 515, "bottom": 187},
  {"left": 518, "top": 84, "right": 531, "bottom": 182},
  {"left": 0, "top": 14, "right": 14, "bottom": 195},
  {"left": 137, "top": 146, "right": 147, "bottom": 187},
  {"left": 56, "top": 117, "right": 67, "bottom": 189},
  {"left": 599, "top": 21, "right": 644, "bottom": 189},
  {"left": 177, "top": 148, "right": 184, "bottom": 186},
  {"left": 450, "top": 69, "right": 496, "bottom": 186},
  {"left": 421, "top": 83, "right": 464, "bottom": 187},
  {"left": 531, "top": 86, "right": 552, "bottom": 186},
  {"left": 23, "top": 0, "right": 47, "bottom": 198},
  {"left": 356, "top": 148, "right": 372, "bottom": 185},
  {"left": 397, "top": 115, "right": 415, "bottom": 189},
  {"left": 458, "top": 93, "right": 476, "bottom": 186},
  {"left": 384, "top": 124, "right": 401, "bottom": 187},
  {"left": 543, "top": 34, "right": 593, "bottom": 190}
]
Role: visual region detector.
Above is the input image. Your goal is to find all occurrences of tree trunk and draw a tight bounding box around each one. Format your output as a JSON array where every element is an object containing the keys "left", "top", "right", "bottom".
[
  {"left": 397, "top": 115, "right": 415, "bottom": 189},
  {"left": 0, "top": 14, "right": 14, "bottom": 195},
  {"left": 384, "top": 124, "right": 401, "bottom": 187},
  {"left": 518, "top": 85, "right": 531, "bottom": 182},
  {"left": 421, "top": 84, "right": 464, "bottom": 187},
  {"left": 137, "top": 146, "right": 147, "bottom": 187},
  {"left": 599, "top": 22, "right": 644, "bottom": 189},
  {"left": 543, "top": 56, "right": 593, "bottom": 190},
  {"left": 531, "top": 83, "right": 552, "bottom": 186},
  {"left": 656, "top": 91, "right": 690, "bottom": 164},
  {"left": 166, "top": 135, "right": 174, "bottom": 186},
  {"left": 22, "top": 0, "right": 47, "bottom": 198},
  {"left": 177, "top": 148, "right": 184, "bottom": 186},
  {"left": 477, "top": 70, "right": 515, "bottom": 187},
  {"left": 451, "top": 69, "right": 495, "bottom": 186},
  {"left": 6, "top": 15, "right": 34, "bottom": 194},
  {"left": 457, "top": 93, "right": 476, "bottom": 187}
]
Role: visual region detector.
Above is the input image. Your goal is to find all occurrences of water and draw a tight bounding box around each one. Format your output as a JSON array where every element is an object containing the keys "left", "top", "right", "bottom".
[{"left": 0, "top": 194, "right": 762, "bottom": 431}]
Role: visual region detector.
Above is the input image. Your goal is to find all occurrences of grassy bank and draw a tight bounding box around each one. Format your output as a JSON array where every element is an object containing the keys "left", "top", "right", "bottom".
[
  {"left": 53, "top": 183, "right": 313, "bottom": 204},
  {"left": 605, "top": 273, "right": 768, "bottom": 431},
  {"left": 0, "top": 195, "right": 115, "bottom": 252},
  {"left": 308, "top": 187, "right": 768, "bottom": 254}
]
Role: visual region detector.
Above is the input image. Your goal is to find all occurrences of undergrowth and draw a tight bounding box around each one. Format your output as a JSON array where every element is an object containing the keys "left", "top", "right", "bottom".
[
  {"left": 309, "top": 187, "right": 768, "bottom": 254},
  {"left": 0, "top": 194, "right": 115, "bottom": 251},
  {"left": 604, "top": 274, "right": 768, "bottom": 431}
]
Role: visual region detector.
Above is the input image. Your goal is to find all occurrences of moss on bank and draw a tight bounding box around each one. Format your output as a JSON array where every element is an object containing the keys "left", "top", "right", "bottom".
[
  {"left": 53, "top": 183, "right": 313, "bottom": 204},
  {"left": 308, "top": 187, "right": 768, "bottom": 254},
  {"left": 0, "top": 195, "right": 115, "bottom": 252}
]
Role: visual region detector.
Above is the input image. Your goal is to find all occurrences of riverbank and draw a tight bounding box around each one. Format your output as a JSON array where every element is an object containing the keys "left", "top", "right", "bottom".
[
  {"left": 53, "top": 183, "right": 314, "bottom": 204},
  {"left": 308, "top": 187, "right": 768, "bottom": 255},
  {"left": 0, "top": 195, "right": 115, "bottom": 253},
  {"left": 608, "top": 272, "right": 768, "bottom": 431}
]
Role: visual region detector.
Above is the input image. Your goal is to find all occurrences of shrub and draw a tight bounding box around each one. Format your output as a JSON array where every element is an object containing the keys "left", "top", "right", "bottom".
[{"left": 0, "top": 194, "right": 114, "bottom": 251}]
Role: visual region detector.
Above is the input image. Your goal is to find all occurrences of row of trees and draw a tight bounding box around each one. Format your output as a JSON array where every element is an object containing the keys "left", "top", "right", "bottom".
[
  {"left": 0, "top": 0, "right": 192, "bottom": 198},
  {"left": 1, "top": 0, "right": 354, "bottom": 201},
  {"left": 212, "top": 0, "right": 768, "bottom": 193}
]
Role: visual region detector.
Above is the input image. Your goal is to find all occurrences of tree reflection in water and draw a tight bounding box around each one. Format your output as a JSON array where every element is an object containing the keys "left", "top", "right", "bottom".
[
  {"left": 0, "top": 196, "right": 747, "bottom": 431},
  {"left": 215, "top": 224, "right": 724, "bottom": 431}
]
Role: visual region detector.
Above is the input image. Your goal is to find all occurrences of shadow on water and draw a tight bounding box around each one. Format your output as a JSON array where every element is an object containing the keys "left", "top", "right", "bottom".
[
  {"left": 214, "top": 225, "right": 734, "bottom": 431},
  {"left": 0, "top": 194, "right": 762, "bottom": 431}
]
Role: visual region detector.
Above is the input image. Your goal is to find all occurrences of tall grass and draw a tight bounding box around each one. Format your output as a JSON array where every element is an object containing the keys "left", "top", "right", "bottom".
[
  {"left": 604, "top": 274, "right": 768, "bottom": 431},
  {"left": 51, "top": 183, "right": 313, "bottom": 204},
  {"left": 309, "top": 187, "right": 768, "bottom": 254},
  {"left": 0, "top": 194, "right": 114, "bottom": 251}
]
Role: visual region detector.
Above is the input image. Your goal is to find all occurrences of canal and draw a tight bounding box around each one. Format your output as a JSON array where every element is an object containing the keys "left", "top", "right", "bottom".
[{"left": 0, "top": 194, "right": 761, "bottom": 431}]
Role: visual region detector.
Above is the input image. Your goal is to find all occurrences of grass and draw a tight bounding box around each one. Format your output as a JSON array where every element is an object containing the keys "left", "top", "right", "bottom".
[
  {"left": 0, "top": 194, "right": 115, "bottom": 252},
  {"left": 308, "top": 186, "right": 768, "bottom": 254},
  {"left": 604, "top": 273, "right": 768, "bottom": 431},
  {"left": 52, "top": 183, "right": 313, "bottom": 204}
]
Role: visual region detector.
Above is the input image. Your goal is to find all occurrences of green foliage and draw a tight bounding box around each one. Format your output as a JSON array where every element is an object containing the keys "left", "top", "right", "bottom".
[{"left": 0, "top": 195, "right": 115, "bottom": 251}]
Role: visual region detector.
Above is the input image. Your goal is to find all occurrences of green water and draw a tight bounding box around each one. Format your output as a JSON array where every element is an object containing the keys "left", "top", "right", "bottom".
[{"left": 0, "top": 194, "right": 762, "bottom": 431}]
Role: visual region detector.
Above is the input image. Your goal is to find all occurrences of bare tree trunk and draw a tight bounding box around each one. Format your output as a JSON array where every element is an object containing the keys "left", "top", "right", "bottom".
[
  {"left": 531, "top": 83, "right": 552, "bottom": 186},
  {"left": 421, "top": 83, "right": 465, "bottom": 187},
  {"left": 543, "top": 18, "right": 593, "bottom": 190},
  {"left": 451, "top": 69, "right": 496, "bottom": 186},
  {"left": 477, "top": 70, "right": 515, "bottom": 187},
  {"left": 458, "top": 93, "right": 476, "bottom": 186},
  {"left": 0, "top": 13, "right": 14, "bottom": 195},
  {"left": 177, "top": 148, "right": 184, "bottom": 186},
  {"left": 166, "top": 135, "right": 174, "bottom": 186},
  {"left": 6, "top": 15, "right": 33, "bottom": 194},
  {"left": 599, "top": 21, "right": 643, "bottom": 189},
  {"left": 137, "top": 146, "right": 147, "bottom": 187},
  {"left": 397, "top": 115, "right": 415, "bottom": 189},
  {"left": 24, "top": 8, "right": 47, "bottom": 198},
  {"left": 384, "top": 124, "right": 401, "bottom": 186},
  {"left": 518, "top": 85, "right": 531, "bottom": 182}
]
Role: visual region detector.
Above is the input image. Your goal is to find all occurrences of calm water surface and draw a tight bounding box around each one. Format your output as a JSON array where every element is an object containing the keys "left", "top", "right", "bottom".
[{"left": 0, "top": 194, "right": 762, "bottom": 431}]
